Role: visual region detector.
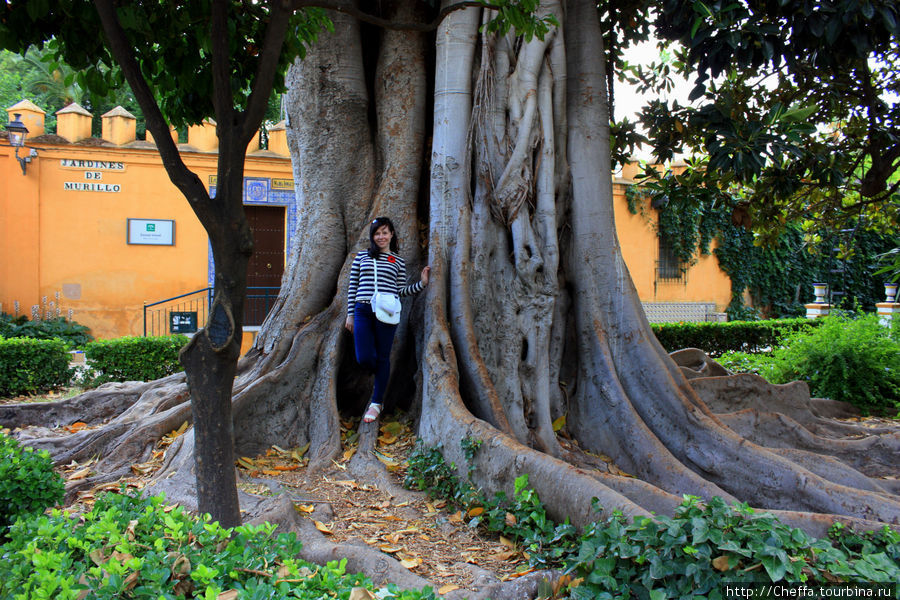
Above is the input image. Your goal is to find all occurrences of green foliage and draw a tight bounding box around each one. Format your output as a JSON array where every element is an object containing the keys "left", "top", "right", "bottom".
[
  {"left": 404, "top": 443, "right": 900, "bottom": 593},
  {"left": 567, "top": 496, "right": 900, "bottom": 599},
  {"left": 84, "top": 335, "right": 188, "bottom": 384},
  {"left": 404, "top": 441, "right": 483, "bottom": 509},
  {"left": 0, "top": 313, "right": 93, "bottom": 349},
  {"left": 0, "top": 3, "right": 330, "bottom": 130},
  {"left": 628, "top": 173, "right": 897, "bottom": 318},
  {"left": 0, "top": 337, "right": 72, "bottom": 397},
  {"left": 480, "top": 474, "right": 579, "bottom": 568},
  {"left": 0, "top": 432, "right": 64, "bottom": 538},
  {"left": 762, "top": 314, "right": 900, "bottom": 415},
  {"left": 651, "top": 318, "right": 818, "bottom": 357},
  {"left": 641, "top": 0, "right": 900, "bottom": 232},
  {"left": 716, "top": 350, "right": 778, "bottom": 381},
  {"left": 0, "top": 489, "right": 438, "bottom": 600}
]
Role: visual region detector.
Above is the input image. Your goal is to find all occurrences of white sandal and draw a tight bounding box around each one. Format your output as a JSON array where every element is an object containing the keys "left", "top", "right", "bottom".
[{"left": 363, "top": 403, "right": 382, "bottom": 423}]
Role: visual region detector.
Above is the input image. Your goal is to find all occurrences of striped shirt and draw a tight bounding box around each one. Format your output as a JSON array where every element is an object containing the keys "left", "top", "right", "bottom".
[{"left": 347, "top": 251, "right": 424, "bottom": 316}]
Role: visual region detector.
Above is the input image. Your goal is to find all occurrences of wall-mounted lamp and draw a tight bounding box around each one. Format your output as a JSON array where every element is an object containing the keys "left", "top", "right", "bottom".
[{"left": 4, "top": 113, "right": 38, "bottom": 175}]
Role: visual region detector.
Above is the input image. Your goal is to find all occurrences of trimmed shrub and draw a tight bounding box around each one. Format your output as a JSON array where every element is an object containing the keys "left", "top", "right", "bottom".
[
  {"left": 0, "top": 337, "right": 72, "bottom": 397},
  {"left": 765, "top": 314, "right": 900, "bottom": 415},
  {"left": 0, "top": 313, "right": 93, "bottom": 349},
  {"left": 84, "top": 335, "right": 189, "bottom": 383},
  {"left": 0, "top": 432, "right": 64, "bottom": 538},
  {"left": 0, "top": 490, "right": 436, "bottom": 600},
  {"left": 652, "top": 318, "right": 820, "bottom": 357}
]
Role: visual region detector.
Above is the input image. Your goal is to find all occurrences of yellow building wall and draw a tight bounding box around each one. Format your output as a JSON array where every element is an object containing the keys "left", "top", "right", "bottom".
[
  {"left": 2, "top": 107, "right": 292, "bottom": 354},
  {"left": 613, "top": 180, "right": 732, "bottom": 312}
]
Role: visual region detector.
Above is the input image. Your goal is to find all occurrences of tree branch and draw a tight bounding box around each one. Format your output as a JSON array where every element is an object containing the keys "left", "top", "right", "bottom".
[
  {"left": 210, "top": 0, "right": 235, "bottom": 136},
  {"left": 92, "top": 0, "right": 211, "bottom": 215},
  {"left": 289, "top": 0, "right": 488, "bottom": 31},
  {"left": 240, "top": 0, "right": 293, "bottom": 143}
]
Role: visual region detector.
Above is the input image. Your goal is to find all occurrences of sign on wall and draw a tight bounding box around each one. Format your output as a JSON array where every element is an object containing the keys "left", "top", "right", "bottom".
[
  {"left": 61, "top": 158, "right": 125, "bottom": 193},
  {"left": 127, "top": 219, "right": 175, "bottom": 246},
  {"left": 170, "top": 312, "right": 198, "bottom": 334}
]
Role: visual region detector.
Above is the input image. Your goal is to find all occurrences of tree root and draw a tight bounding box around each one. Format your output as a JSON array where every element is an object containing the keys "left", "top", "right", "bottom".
[{"left": 717, "top": 409, "right": 900, "bottom": 478}]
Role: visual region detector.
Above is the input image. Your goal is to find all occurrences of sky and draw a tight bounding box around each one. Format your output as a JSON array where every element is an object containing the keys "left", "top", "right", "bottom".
[{"left": 612, "top": 40, "right": 693, "bottom": 162}]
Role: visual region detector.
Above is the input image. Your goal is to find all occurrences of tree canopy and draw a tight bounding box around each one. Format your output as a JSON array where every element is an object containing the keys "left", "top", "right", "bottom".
[{"left": 617, "top": 0, "right": 899, "bottom": 239}]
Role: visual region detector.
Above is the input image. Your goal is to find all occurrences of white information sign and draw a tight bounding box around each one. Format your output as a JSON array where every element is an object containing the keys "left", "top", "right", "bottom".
[{"left": 127, "top": 219, "right": 175, "bottom": 246}]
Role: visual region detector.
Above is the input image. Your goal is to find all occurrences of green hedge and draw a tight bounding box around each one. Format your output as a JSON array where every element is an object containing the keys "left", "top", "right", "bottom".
[
  {"left": 0, "top": 433, "right": 64, "bottom": 538},
  {"left": 84, "top": 335, "right": 189, "bottom": 383},
  {"left": 651, "top": 318, "right": 821, "bottom": 356},
  {"left": 0, "top": 337, "right": 72, "bottom": 397}
]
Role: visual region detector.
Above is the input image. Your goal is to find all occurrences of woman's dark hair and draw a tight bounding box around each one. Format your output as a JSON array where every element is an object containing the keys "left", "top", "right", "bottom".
[{"left": 368, "top": 216, "right": 399, "bottom": 257}]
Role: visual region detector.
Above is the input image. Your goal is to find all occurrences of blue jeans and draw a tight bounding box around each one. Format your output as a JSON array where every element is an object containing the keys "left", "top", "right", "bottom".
[{"left": 353, "top": 302, "right": 397, "bottom": 406}]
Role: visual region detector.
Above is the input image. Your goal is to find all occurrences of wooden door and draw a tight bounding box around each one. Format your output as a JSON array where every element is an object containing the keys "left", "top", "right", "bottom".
[{"left": 244, "top": 205, "right": 285, "bottom": 325}]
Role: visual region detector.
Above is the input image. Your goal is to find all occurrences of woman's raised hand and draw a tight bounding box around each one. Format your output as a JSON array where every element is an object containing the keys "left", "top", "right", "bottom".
[{"left": 421, "top": 265, "right": 431, "bottom": 286}]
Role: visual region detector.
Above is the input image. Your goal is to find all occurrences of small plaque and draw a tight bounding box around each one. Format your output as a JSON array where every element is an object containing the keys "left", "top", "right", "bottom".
[
  {"left": 170, "top": 312, "right": 198, "bottom": 334},
  {"left": 128, "top": 219, "right": 175, "bottom": 245}
]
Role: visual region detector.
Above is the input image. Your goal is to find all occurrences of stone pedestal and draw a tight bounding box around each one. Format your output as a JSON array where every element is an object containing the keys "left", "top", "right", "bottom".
[
  {"left": 876, "top": 302, "right": 899, "bottom": 327},
  {"left": 805, "top": 303, "right": 831, "bottom": 319}
]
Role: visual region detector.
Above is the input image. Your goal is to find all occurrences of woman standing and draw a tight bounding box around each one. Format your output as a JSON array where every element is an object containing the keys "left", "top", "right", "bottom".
[{"left": 346, "top": 217, "right": 430, "bottom": 423}]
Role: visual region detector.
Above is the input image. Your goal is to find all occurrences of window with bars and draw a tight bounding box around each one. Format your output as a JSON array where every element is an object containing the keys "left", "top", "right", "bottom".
[{"left": 657, "top": 232, "right": 686, "bottom": 282}]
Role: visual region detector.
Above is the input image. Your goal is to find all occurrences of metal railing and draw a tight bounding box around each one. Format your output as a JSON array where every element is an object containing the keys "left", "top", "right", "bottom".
[
  {"left": 143, "top": 286, "right": 280, "bottom": 336},
  {"left": 143, "top": 288, "right": 212, "bottom": 337},
  {"left": 244, "top": 287, "right": 280, "bottom": 327}
]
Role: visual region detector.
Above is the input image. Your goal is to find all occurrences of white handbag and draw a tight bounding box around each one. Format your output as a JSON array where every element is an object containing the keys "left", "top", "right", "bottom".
[{"left": 371, "top": 256, "right": 401, "bottom": 324}]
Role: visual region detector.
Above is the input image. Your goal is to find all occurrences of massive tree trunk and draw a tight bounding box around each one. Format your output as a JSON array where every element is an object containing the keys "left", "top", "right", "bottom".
[{"left": 2, "top": 0, "right": 898, "bottom": 591}]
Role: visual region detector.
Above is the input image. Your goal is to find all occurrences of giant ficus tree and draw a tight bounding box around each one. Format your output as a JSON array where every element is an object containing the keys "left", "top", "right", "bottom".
[{"left": 2, "top": 0, "right": 899, "bottom": 590}]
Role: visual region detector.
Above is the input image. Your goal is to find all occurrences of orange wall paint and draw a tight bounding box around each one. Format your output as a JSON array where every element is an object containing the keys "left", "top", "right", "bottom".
[
  {"left": 614, "top": 180, "right": 732, "bottom": 310},
  {"left": 1, "top": 132, "right": 294, "bottom": 351}
]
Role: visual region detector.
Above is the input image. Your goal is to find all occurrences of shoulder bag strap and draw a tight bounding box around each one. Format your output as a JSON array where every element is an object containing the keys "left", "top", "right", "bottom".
[{"left": 372, "top": 254, "right": 379, "bottom": 294}]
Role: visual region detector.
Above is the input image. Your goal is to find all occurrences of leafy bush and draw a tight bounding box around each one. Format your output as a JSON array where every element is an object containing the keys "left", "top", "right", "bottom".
[
  {"left": 0, "top": 313, "right": 93, "bottom": 349},
  {"left": 567, "top": 496, "right": 899, "bottom": 599},
  {"left": 717, "top": 350, "right": 779, "bottom": 380},
  {"left": 0, "top": 337, "right": 72, "bottom": 397},
  {"left": 84, "top": 335, "right": 189, "bottom": 383},
  {"left": 651, "top": 318, "right": 820, "bottom": 357},
  {"left": 0, "top": 490, "right": 437, "bottom": 600},
  {"left": 764, "top": 314, "right": 900, "bottom": 415},
  {"left": 0, "top": 432, "right": 64, "bottom": 538}
]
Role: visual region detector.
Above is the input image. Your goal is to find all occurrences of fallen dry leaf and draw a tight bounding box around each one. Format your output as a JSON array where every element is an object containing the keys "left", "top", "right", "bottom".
[
  {"left": 349, "top": 588, "right": 375, "bottom": 600},
  {"left": 66, "top": 422, "right": 88, "bottom": 433},
  {"left": 448, "top": 511, "right": 463, "bottom": 523},
  {"left": 69, "top": 467, "right": 92, "bottom": 481},
  {"left": 294, "top": 504, "right": 315, "bottom": 514},
  {"left": 217, "top": 591, "right": 239, "bottom": 600},
  {"left": 314, "top": 521, "right": 333, "bottom": 534},
  {"left": 438, "top": 584, "right": 461, "bottom": 594},
  {"left": 712, "top": 555, "right": 732, "bottom": 571},
  {"left": 467, "top": 507, "right": 484, "bottom": 517},
  {"left": 552, "top": 414, "right": 566, "bottom": 432}
]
